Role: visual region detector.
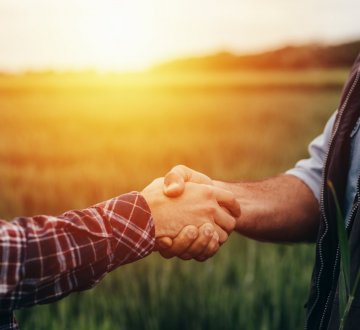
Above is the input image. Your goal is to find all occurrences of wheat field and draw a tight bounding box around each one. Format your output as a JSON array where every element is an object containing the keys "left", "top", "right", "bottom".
[{"left": 0, "top": 69, "right": 348, "bottom": 329}]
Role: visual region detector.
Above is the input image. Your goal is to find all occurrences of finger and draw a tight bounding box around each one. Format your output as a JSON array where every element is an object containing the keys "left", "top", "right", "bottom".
[
  {"left": 179, "top": 223, "right": 214, "bottom": 259},
  {"left": 163, "top": 171, "right": 185, "bottom": 197},
  {"left": 213, "top": 206, "right": 237, "bottom": 233},
  {"left": 214, "top": 223, "right": 229, "bottom": 244},
  {"left": 158, "top": 225, "right": 199, "bottom": 258},
  {"left": 213, "top": 186, "right": 241, "bottom": 218},
  {"left": 194, "top": 231, "right": 220, "bottom": 262},
  {"left": 163, "top": 165, "right": 212, "bottom": 197},
  {"left": 156, "top": 237, "right": 173, "bottom": 249}
]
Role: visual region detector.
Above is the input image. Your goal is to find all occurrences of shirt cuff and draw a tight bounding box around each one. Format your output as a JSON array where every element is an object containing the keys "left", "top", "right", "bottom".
[
  {"left": 285, "top": 169, "right": 322, "bottom": 203},
  {"left": 95, "top": 192, "right": 155, "bottom": 268}
]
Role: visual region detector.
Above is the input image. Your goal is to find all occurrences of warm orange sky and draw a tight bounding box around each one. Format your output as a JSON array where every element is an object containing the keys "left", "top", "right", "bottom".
[{"left": 0, "top": 0, "right": 360, "bottom": 72}]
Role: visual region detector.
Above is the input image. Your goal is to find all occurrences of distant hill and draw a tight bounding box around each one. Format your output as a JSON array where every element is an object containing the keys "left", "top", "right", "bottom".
[{"left": 153, "top": 40, "right": 360, "bottom": 71}]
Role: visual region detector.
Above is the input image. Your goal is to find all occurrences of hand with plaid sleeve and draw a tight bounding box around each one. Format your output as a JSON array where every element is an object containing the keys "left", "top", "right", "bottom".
[{"left": 0, "top": 177, "right": 239, "bottom": 329}]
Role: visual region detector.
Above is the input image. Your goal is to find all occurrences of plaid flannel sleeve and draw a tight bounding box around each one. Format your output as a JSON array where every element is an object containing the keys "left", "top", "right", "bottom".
[{"left": 0, "top": 192, "right": 155, "bottom": 329}]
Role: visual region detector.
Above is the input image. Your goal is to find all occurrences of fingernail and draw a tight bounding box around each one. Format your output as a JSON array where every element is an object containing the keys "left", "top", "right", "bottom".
[
  {"left": 187, "top": 228, "right": 197, "bottom": 239},
  {"left": 204, "top": 227, "right": 213, "bottom": 237}
]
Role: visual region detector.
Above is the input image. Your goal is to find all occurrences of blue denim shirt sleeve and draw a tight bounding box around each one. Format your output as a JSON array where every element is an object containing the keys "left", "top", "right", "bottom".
[{"left": 286, "top": 112, "right": 337, "bottom": 202}]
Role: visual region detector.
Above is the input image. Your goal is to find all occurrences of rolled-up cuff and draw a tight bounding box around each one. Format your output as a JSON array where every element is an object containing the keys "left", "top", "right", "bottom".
[{"left": 285, "top": 169, "right": 321, "bottom": 203}]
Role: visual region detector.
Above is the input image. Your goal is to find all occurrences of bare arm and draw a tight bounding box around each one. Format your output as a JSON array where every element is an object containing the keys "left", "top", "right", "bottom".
[
  {"left": 160, "top": 166, "right": 321, "bottom": 258},
  {"left": 215, "top": 174, "right": 320, "bottom": 243}
]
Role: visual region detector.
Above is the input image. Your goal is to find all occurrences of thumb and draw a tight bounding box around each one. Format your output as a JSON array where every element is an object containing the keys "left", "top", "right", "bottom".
[
  {"left": 163, "top": 171, "right": 186, "bottom": 197},
  {"left": 156, "top": 237, "right": 173, "bottom": 249}
]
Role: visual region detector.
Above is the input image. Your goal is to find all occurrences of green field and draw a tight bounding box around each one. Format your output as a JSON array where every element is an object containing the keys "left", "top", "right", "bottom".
[{"left": 0, "top": 69, "right": 349, "bottom": 329}]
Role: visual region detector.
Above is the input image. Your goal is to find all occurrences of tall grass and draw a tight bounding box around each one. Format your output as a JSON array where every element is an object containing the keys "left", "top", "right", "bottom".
[
  {"left": 328, "top": 181, "right": 360, "bottom": 330},
  {"left": 0, "top": 70, "right": 347, "bottom": 329}
]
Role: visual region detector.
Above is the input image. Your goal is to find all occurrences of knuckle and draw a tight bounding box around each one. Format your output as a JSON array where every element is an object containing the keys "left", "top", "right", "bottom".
[
  {"left": 228, "top": 195, "right": 236, "bottom": 206},
  {"left": 205, "top": 204, "right": 217, "bottom": 216},
  {"left": 202, "top": 224, "right": 214, "bottom": 237},
  {"left": 176, "top": 164, "right": 187, "bottom": 171},
  {"left": 185, "top": 227, "right": 198, "bottom": 240},
  {"left": 175, "top": 164, "right": 188, "bottom": 176},
  {"left": 164, "top": 172, "right": 177, "bottom": 184},
  {"left": 203, "top": 186, "right": 215, "bottom": 199}
]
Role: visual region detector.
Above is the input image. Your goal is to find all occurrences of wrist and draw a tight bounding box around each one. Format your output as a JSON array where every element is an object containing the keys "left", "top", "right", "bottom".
[{"left": 141, "top": 191, "right": 161, "bottom": 238}]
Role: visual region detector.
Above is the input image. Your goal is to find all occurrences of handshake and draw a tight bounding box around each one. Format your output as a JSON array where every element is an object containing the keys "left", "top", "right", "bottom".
[{"left": 142, "top": 165, "right": 240, "bottom": 261}]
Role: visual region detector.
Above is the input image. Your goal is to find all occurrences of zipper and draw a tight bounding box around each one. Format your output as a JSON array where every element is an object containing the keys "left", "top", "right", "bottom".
[
  {"left": 318, "top": 247, "right": 340, "bottom": 330},
  {"left": 318, "top": 194, "right": 360, "bottom": 329},
  {"left": 305, "top": 67, "right": 360, "bottom": 330}
]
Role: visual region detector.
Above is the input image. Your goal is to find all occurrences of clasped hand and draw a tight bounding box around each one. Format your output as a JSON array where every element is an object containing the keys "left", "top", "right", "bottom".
[{"left": 142, "top": 165, "right": 240, "bottom": 261}]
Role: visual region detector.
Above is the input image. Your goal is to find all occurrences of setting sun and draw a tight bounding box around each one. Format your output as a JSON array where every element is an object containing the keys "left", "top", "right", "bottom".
[{"left": 72, "top": 2, "right": 157, "bottom": 71}]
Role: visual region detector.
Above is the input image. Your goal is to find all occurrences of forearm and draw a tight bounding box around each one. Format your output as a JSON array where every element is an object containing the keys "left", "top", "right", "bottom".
[
  {"left": 0, "top": 192, "right": 155, "bottom": 311},
  {"left": 214, "top": 174, "right": 320, "bottom": 243}
]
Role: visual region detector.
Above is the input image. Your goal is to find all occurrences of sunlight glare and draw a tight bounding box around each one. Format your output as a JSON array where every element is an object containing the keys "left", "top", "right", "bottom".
[{"left": 80, "top": 2, "right": 155, "bottom": 71}]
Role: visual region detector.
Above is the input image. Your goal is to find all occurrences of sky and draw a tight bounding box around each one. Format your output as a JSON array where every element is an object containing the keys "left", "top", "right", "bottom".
[{"left": 0, "top": 0, "right": 360, "bottom": 72}]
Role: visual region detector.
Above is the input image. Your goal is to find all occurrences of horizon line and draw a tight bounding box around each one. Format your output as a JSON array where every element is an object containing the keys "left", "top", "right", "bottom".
[{"left": 0, "top": 38, "right": 358, "bottom": 75}]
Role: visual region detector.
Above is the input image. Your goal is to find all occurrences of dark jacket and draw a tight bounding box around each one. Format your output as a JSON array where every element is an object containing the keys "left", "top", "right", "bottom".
[{"left": 305, "top": 53, "right": 360, "bottom": 330}]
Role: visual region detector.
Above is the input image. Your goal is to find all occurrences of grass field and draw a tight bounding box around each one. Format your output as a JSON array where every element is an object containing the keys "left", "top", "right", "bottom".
[{"left": 0, "top": 69, "right": 349, "bottom": 329}]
